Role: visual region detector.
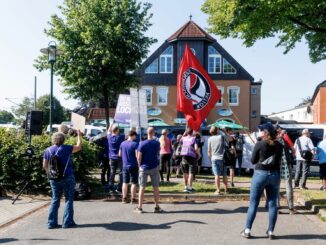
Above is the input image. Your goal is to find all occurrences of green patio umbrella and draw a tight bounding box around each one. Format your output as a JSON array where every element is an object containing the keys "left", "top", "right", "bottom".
[
  {"left": 209, "top": 120, "right": 248, "bottom": 130},
  {"left": 148, "top": 120, "right": 169, "bottom": 126}
]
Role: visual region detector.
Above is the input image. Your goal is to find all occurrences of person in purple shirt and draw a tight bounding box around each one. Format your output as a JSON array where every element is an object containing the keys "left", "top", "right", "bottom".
[
  {"left": 107, "top": 124, "right": 125, "bottom": 192},
  {"left": 134, "top": 127, "right": 163, "bottom": 214},
  {"left": 43, "top": 130, "right": 82, "bottom": 229},
  {"left": 119, "top": 130, "right": 139, "bottom": 204}
]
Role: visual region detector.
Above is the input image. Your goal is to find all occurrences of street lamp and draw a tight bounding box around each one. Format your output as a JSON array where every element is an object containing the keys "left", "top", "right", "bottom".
[{"left": 40, "top": 41, "right": 62, "bottom": 133}]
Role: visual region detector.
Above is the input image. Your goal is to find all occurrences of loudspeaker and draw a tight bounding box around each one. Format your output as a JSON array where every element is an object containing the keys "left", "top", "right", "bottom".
[{"left": 25, "top": 111, "right": 43, "bottom": 135}]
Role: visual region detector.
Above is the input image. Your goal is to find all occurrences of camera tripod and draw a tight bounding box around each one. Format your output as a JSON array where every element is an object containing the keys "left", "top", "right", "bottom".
[{"left": 12, "top": 137, "right": 35, "bottom": 205}]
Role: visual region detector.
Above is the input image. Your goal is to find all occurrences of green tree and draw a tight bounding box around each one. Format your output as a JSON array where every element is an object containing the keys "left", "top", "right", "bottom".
[
  {"left": 12, "top": 97, "right": 34, "bottom": 119},
  {"left": 36, "top": 94, "right": 67, "bottom": 125},
  {"left": 34, "top": 0, "right": 156, "bottom": 125},
  {"left": 0, "top": 110, "right": 14, "bottom": 123},
  {"left": 202, "top": 0, "right": 326, "bottom": 63}
]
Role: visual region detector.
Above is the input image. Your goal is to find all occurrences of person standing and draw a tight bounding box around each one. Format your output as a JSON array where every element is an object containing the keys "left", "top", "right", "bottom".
[
  {"left": 180, "top": 128, "right": 200, "bottom": 193},
  {"left": 195, "top": 132, "right": 204, "bottom": 175},
  {"left": 107, "top": 124, "right": 125, "bottom": 192},
  {"left": 159, "top": 129, "right": 173, "bottom": 182},
  {"left": 225, "top": 128, "right": 237, "bottom": 187},
  {"left": 119, "top": 130, "right": 139, "bottom": 204},
  {"left": 135, "top": 127, "right": 163, "bottom": 213},
  {"left": 294, "top": 129, "right": 315, "bottom": 190},
  {"left": 208, "top": 126, "right": 227, "bottom": 195},
  {"left": 172, "top": 134, "right": 183, "bottom": 178},
  {"left": 317, "top": 136, "right": 326, "bottom": 191},
  {"left": 43, "top": 130, "right": 82, "bottom": 229},
  {"left": 276, "top": 126, "right": 296, "bottom": 214},
  {"left": 234, "top": 132, "right": 245, "bottom": 176},
  {"left": 241, "top": 123, "right": 283, "bottom": 239}
]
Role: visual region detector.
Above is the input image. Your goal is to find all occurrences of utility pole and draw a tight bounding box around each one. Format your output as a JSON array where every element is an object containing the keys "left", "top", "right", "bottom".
[{"left": 34, "top": 76, "right": 37, "bottom": 110}]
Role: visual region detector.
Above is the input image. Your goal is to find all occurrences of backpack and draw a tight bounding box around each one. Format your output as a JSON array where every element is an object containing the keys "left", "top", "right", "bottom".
[
  {"left": 48, "top": 147, "right": 69, "bottom": 180},
  {"left": 74, "top": 181, "right": 91, "bottom": 200},
  {"left": 235, "top": 137, "right": 244, "bottom": 151}
]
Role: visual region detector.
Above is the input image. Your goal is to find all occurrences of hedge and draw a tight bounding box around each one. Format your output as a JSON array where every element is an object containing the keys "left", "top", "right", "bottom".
[{"left": 0, "top": 128, "right": 99, "bottom": 193}]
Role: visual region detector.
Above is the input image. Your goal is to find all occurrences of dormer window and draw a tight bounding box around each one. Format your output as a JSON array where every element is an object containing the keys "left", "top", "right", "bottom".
[
  {"left": 208, "top": 46, "right": 221, "bottom": 74},
  {"left": 145, "top": 58, "right": 158, "bottom": 74},
  {"left": 160, "top": 46, "right": 173, "bottom": 73},
  {"left": 223, "top": 58, "right": 236, "bottom": 74}
]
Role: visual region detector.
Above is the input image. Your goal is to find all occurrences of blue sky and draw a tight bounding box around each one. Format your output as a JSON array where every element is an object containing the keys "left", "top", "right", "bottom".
[{"left": 0, "top": 0, "right": 325, "bottom": 115}]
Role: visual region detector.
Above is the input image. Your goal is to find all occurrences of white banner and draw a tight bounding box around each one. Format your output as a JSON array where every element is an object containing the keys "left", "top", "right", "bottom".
[{"left": 130, "top": 88, "right": 148, "bottom": 128}]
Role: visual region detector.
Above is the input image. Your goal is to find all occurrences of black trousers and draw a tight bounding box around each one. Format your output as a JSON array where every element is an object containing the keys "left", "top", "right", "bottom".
[
  {"left": 109, "top": 158, "right": 123, "bottom": 190},
  {"left": 160, "top": 154, "right": 172, "bottom": 181},
  {"left": 100, "top": 158, "right": 110, "bottom": 185}
]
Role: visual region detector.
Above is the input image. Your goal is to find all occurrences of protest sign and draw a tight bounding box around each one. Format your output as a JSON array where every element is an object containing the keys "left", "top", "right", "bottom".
[{"left": 71, "top": 112, "right": 86, "bottom": 132}]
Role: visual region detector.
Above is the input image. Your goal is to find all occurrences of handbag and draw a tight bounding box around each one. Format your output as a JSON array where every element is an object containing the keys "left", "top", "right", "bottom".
[
  {"left": 261, "top": 154, "right": 275, "bottom": 166},
  {"left": 296, "top": 138, "right": 313, "bottom": 161}
]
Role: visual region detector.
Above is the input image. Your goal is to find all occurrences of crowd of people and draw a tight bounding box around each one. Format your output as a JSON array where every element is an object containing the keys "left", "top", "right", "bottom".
[{"left": 41, "top": 122, "right": 326, "bottom": 239}]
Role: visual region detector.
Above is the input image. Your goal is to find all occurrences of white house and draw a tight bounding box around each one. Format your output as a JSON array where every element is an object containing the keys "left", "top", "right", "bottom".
[{"left": 268, "top": 104, "right": 313, "bottom": 123}]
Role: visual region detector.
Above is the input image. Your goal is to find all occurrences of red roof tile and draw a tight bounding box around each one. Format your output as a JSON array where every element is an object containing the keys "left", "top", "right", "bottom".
[
  {"left": 88, "top": 108, "right": 116, "bottom": 120},
  {"left": 167, "top": 21, "right": 216, "bottom": 42}
]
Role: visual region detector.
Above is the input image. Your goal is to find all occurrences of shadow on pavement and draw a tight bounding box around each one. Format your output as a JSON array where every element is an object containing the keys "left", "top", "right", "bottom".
[
  {"left": 0, "top": 238, "right": 19, "bottom": 243},
  {"left": 167, "top": 206, "right": 262, "bottom": 214},
  {"left": 78, "top": 220, "right": 206, "bottom": 231},
  {"left": 277, "top": 234, "right": 326, "bottom": 240}
]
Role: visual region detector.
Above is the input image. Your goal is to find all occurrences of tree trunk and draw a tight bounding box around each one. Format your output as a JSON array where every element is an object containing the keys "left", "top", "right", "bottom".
[{"left": 103, "top": 85, "right": 110, "bottom": 128}]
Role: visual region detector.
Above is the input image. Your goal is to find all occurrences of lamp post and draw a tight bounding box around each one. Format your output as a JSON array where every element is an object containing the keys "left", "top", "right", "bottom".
[{"left": 40, "top": 41, "right": 62, "bottom": 133}]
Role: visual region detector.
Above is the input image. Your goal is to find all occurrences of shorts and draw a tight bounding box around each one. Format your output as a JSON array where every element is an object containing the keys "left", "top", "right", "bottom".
[
  {"left": 181, "top": 156, "right": 197, "bottom": 174},
  {"left": 122, "top": 166, "right": 139, "bottom": 184},
  {"left": 138, "top": 166, "right": 160, "bottom": 188},
  {"left": 320, "top": 163, "right": 326, "bottom": 180},
  {"left": 211, "top": 159, "right": 227, "bottom": 176}
]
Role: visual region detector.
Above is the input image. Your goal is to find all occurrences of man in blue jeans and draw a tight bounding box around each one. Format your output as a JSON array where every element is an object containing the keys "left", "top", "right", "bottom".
[
  {"left": 208, "top": 126, "right": 227, "bottom": 194},
  {"left": 43, "top": 130, "right": 82, "bottom": 229},
  {"left": 107, "top": 124, "right": 125, "bottom": 192}
]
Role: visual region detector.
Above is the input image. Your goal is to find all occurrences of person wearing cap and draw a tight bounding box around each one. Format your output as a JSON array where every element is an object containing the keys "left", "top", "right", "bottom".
[
  {"left": 294, "top": 129, "right": 315, "bottom": 189},
  {"left": 241, "top": 123, "right": 283, "bottom": 240},
  {"left": 316, "top": 135, "right": 326, "bottom": 191},
  {"left": 107, "top": 124, "right": 125, "bottom": 192},
  {"left": 276, "top": 126, "right": 296, "bottom": 214}
]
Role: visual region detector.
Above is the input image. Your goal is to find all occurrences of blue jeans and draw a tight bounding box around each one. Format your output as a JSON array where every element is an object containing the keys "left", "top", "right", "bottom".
[
  {"left": 245, "top": 170, "right": 280, "bottom": 232},
  {"left": 48, "top": 175, "right": 75, "bottom": 228}
]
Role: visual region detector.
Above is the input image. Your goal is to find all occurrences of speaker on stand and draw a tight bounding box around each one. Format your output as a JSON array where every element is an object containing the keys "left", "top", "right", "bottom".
[{"left": 12, "top": 110, "right": 43, "bottom": 204}]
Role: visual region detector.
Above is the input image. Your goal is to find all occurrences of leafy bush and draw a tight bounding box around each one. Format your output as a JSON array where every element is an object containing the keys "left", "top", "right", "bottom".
[{"left": 0, "top": 128, "right": 99, "bottom": 193}]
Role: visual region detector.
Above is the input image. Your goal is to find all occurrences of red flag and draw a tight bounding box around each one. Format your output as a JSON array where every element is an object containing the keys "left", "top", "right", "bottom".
[{"left": 177, "top": 44, "right": 221, "bottom": 131}]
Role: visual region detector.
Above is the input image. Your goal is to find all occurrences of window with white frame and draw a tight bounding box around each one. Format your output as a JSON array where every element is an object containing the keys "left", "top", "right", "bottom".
[
  {"left": 216, "top": 86, "right": 224, "bottom": 106},
  {"left": 160, "top": 46, "right": 173, "bottom": 73},
  {"left": 227, "top": 86, "right": 240, "bottom": 106},
  {"left": 141, "top": 86, "right": 153, "bottom": 105},
  {"left": 145, "top": 58, "right": 158, "bottom": 74},
  {"left": 223, "top": 58, "right": 236, "bottom": 74},
  {"left": 208, "top": 46, "right": 221, "bottom": 74},
  {"left": 157, "top": 86, "right": 168, "bottom": 105}
]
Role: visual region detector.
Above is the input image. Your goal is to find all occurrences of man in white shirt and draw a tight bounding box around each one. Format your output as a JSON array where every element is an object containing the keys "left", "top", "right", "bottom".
[{"left": 294, "top": 129, "right": 315, "bottom": 189}]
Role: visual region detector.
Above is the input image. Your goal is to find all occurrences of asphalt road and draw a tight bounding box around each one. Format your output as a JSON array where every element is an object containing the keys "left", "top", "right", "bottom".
[{"left": 0, "top": 201, "right": 325, "bottom": 245}]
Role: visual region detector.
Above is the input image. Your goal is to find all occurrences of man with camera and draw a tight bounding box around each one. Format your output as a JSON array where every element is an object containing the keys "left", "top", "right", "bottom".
[{"left": 294, "top": 129, "right": 315, "bottom": 190}]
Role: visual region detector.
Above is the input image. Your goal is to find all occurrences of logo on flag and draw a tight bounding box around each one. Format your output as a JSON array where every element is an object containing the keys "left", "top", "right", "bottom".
[
  {"left": 182, "top": 68, "right": 211, "bottom": 110},
  {"left": 177, "top": 44, "right": 221, "bottom": 131}
]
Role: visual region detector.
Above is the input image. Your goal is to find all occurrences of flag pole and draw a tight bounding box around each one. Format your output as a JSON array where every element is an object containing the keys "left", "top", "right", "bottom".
[{"left": 225, "top": 100, "right": 256, "bottom": 144}]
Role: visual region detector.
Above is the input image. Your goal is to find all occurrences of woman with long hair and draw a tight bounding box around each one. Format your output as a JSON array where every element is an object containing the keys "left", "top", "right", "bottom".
[
  {"left": 180, "top": 128, "right": 200, "bottom": 192},
  {"left": 159, "top": 129, "right": 172, "bottom": 182},
  {"left": 241, "top": 123, "right": 283, "bottom": 240}
]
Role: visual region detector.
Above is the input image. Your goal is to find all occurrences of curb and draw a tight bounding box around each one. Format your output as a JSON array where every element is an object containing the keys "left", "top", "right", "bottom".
[
  {"left": 296, "top": 197, "right": 326, "bottom": 220},
  {"left": 0, "top": 201, "right": 50, "bottom": 230},
  {"left": 94, "top": 193, "right": 251, "bottom": 202}
]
